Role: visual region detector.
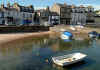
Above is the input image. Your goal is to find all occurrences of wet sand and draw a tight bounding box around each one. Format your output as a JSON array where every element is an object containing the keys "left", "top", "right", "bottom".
[
  {"left": 50, "top": 25, "right": 100, "bottom": 39},
  {"left": 0, "top": 25, "right": 100, "bottom": 45},
  {"left": 0, "top": 31, "right": 52, "bottom": 45}
]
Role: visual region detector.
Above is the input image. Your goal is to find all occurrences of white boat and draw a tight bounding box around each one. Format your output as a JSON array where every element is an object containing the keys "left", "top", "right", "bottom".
[
  {"left": 52, "top": 53, "right": 87, "bottom": 66},
  {"left": 61, "top": 34, "right": 70, "bottom": 39}
]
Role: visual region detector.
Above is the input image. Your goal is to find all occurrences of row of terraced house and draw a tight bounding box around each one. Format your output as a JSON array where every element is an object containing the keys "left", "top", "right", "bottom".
[
  {"left": 0, "top": 2, "right": 95, "bottom": 26},
  {"left": 0, "top": 3, "right": 36, "bottom": 26},
  {"left": 38, "top": 3, "right": 94, "bottom": 25}
]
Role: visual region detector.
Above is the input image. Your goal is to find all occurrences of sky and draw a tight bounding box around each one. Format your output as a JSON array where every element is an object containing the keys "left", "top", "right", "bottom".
[{"left": 0, "top": 0, "right": 100, "bottom": 10}]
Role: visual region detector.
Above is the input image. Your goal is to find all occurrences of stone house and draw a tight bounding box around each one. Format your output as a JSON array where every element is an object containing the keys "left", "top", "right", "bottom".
[
  {"left": 50, "top": 3, "right": 94, "bottom": 25},
  {"left": 12, "top": 3, "right": 34, "bottom": 25},
  {"left": 0, "top": 4, "right": 21, "bottom": 25},
  {"left": 50, "top": 3, "right": 71, "bottom": 24},
  {"left": 85, "top": 6, "right": 94, "bottom": 22}
]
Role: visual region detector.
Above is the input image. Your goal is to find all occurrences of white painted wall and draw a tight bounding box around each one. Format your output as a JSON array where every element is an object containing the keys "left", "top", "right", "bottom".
[
  {"left": 0, "top": 10, "right": 34, "bottom": 25},
  {"left": 71, "top": 8, "right": 86, "bottom": 25}
]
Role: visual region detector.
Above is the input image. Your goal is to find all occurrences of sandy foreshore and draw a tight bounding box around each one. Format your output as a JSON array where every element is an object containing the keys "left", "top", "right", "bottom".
[
  {"left": 0, "top": 31, "right": 53, "bottom": 45},
  {"left": 1, "top": 25, "right": 100, "bottom": 45},
  {"left": 50, "top": 25, "right": 100, "bottom": 39}
]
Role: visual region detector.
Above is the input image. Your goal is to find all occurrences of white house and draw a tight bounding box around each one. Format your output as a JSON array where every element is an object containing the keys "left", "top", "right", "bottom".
[
  {"left": 71, "top": 5, "right": 86, "bottom": 25},
  {"left": 0, "top": 3, "right": 34, "bottom": 25}
]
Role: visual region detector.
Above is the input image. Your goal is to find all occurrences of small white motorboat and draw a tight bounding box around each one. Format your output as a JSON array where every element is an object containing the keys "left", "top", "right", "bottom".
[
  {"left": 52, "top": 53, "right": 87, "bottom": 66},
  {"left": 61, "top": 34, "right": 70, "bottom": 39}
]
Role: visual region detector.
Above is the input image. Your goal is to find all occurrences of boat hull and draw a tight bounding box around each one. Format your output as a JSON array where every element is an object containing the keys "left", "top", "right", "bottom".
[
  {"left": 60, "top": 31, "right": 73, "bottom": 40},
  {"left": 61, "top": 34, "right": 72, "bottom": 40},
  {"left": 88, "top": 34, "right": 97, "bottom": 38},
  {"left": 52, "top": 53, "right": 87, "bottom": 66},
  {"left": 62, "top": 57, "right": 85, "bottom": 66},
  {"left": 52, "top": 58, "right": 85, "bottom": 66},
  {"left": 88, "top": 31, "right": 98, "bottom": 38}
]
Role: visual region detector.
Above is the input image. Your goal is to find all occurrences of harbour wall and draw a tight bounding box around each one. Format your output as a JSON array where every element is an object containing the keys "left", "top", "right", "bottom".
[{"left": 0, "top": 26, "right": 49, "bottom": 33}]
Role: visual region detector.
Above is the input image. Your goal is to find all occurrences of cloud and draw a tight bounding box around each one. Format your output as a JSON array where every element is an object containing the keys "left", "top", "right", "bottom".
[
  {"left": 34, "top": 3, "right": 100, "bottom": 10},
  {"left": 78, "top": 4, "right": 100, "bottom": 10},
  {"left": 34, "top": 7, "right": 46, "bottom": 10},
  {"left": 93, "top": 5, "right": 100, "bottom": 10}
]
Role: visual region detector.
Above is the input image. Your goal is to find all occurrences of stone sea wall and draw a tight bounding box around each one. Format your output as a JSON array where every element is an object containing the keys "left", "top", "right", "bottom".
[{"left": 0, "top": 26, "right": 49, "bottom": 33}]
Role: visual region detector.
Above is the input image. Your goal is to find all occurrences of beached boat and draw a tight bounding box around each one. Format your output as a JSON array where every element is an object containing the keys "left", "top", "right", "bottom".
[
  {"left": 88, "top": 31, "right": 98, "bottom": 38},
  {"left": 61, "top": 31, "right": 73, "bottom": 40},
  {"left": 52, "top": 53, "right": 87, "bottom": 66},
  {"left": 97, "top": 34, "right": 100, "bottom": 39}
]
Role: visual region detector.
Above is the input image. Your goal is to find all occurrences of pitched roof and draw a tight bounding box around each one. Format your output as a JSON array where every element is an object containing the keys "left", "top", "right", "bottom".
[
  {"left": 13, "top": 3, "right": 34, "bottom": 13},
  {"left": 0, "top": 7, "right": 18, "bottom": 12},
  {"left": 55, "top": 3, "right": 72, "bottom": 8},
  {"left": 56, "top": 3, "right": 66, "bottom": 7}
]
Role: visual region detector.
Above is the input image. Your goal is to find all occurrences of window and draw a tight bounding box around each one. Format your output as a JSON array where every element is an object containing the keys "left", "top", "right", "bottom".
[
  {"left": 23, "top": 13, "right": 25, "bottom": 18},
  {"left": 61, "top": 14, "right": 66, "bottom": 18},
  {"left": 8, "top": 11, "right": 10, "bottom": 15},
  {"left": 16, "top": 12, "right": 18, "bottom": 16},
  {"left": 61, "top": 8, "right": 66, "bottom": 13},
  {"left": 30, "top": 14, "right": 32, "bottom": 18},
  {"left": 1, "top": 12, "right": 4, "bottom": 17}
]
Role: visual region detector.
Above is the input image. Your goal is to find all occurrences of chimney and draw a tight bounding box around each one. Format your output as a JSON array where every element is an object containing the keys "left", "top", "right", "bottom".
[
  {"left": 64, "top": 2, "right": 67, "bottom": 6},
  {"left": 7, "top": 3, "right": 10, "bottom": 8},
  {"left": 46, "top": 6, "right": 50, "bottom": 11},
  {"left": 71, "top": 4, "right": 75, "bottom": 8},
  {"left": 80, "top": 5, "right": 84, "bottom": 8},
  {"left": 1, "top": 4, "right": 4, "bottom": 8},
  {"left": 28, "top": 5, "right": 33, "bottom": 8}
]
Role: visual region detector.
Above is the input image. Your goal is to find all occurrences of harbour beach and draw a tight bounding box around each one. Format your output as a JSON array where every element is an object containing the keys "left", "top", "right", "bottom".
[
  {"left": 0, "top": 25, "right": 100, "bottom": 45},
  {"left": 50, "top": 25, "right": 100, "bottom": 39},
  {"left": 0, "top": 31, "right": 53, "bottom": 45},
  {"left": 0, "top": 0, "right": 100, "bottom": 70}
]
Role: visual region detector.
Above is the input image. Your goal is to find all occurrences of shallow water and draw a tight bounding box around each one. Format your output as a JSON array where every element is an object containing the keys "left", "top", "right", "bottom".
[{"left": 0, "top": 36, "right": 100, "bottom": 70}]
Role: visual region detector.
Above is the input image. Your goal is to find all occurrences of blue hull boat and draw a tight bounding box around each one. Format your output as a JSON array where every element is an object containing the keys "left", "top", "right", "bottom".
[
  {"left": 61, "top": 31, "right": 73, "bottom": 40},
  {"left": 88, "top": 31, "right": 98, "bottom": 38}
]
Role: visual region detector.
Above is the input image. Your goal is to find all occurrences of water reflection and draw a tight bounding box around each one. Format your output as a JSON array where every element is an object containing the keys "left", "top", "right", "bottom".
[
  {"left": 0, "top": 42, "right": 47, "bottom": 56},
  {"left": 0, "top": 36, "right": 99, "bottom": 70},
  {"left": 51, "top": 39, "right": 90, "bottom": 52}
]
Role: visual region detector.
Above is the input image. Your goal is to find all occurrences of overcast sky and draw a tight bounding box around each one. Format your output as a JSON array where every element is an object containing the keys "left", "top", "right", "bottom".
[{"left": 1, "top": 0, "right": 100, "bottom": 10}]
